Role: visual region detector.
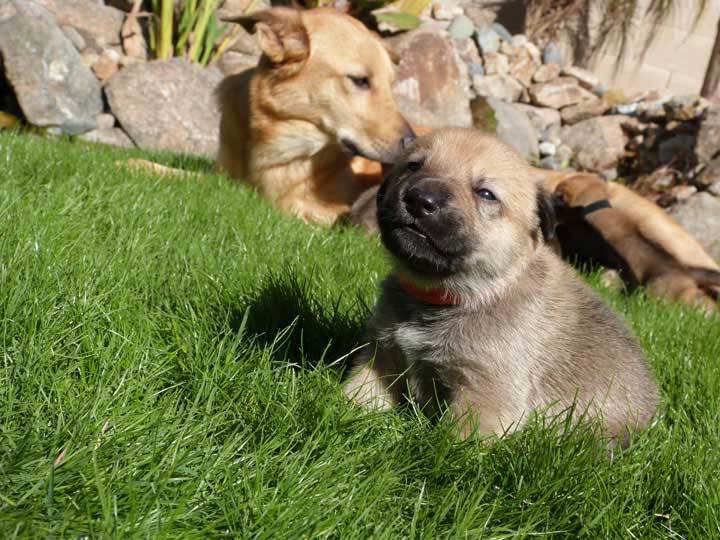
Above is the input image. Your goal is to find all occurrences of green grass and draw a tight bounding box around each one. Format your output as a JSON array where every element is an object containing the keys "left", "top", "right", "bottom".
[{"left": 0, "top": 131, "right": 719, "bottom": 539}]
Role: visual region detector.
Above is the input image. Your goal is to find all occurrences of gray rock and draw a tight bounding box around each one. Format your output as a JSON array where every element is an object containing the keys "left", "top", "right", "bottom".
[
  {"left": 697, "top": 157, "right": 720, "bottom": 187},
  {"left": 78, "top": 126, "right": 134, "bottom": 148},
  {"left": 538, "top": 156, "right": 562, "bottom": 170},
  {"left": 560, "top": 115, "right": 629, "bottom": 171},
  {"left": 556, "top": 144, "right": 573, "bottom": 165},
  {"left": 390, "top": 29, "right": 472, "bottom": 128},
  {"left": 105, "top": 59, "right": 222, "bottom": 156},
  {"left": 467, "top": 62, "right": 484, "bottom": 76},
  {"left": 668, "top": 192, "right": 720, "bottom": 259},
  {"left": 491, "top": 22, "right": 513, "bottom": 43},
  {"left": 542, "top": 41, "right": 563, "bottom": 65},
  {"left": 539, "top": 141, "right": 556, "bottom": 156},
  {"left": 0, "top": 0, "right": 102, "bottom": 134},
  {"left": 448, "top": 14, "right": 474, "bottom": 39},
  {"left": 61, "top": 24, "right": 86, "bottom": 50},
  {"left": 513, "top": 103, "right": 561, "bottom": 132},
  {"left": 600, "top": 168, "right": 618, "bottom": 181},
  {"left": 473, "top": 74, "right": 523, "bottom": 103},
  {"left": 510, "top": 34, "right": 528, "bottom": 48},
  {"left": 486, "top": 98, "right": 539, "bottom": 160},
  {"left": 696, "top": 106, "right": 720, "bottom": 163},
  {"left": 35, "top": 0, "right": 125, "bottom": 50},
  {"left": 613, "top": 103, "right": 639, "bottom": 116},
  {"left": 475, "top": 27, "right": 500, "bottom": 54}
]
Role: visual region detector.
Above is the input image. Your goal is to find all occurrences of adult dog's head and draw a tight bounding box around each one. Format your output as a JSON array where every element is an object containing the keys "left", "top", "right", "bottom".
[
  {"left": 227, "top": 7, "right": 413, "bottom": 163},
  {"left": 377, "top": 129, "right": 556, "bottom": 299}
]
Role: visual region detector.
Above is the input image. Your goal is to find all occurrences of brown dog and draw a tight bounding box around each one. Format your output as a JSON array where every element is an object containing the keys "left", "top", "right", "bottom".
[
  {"left": 553, "top": 175, "right": 720, "bottom": 313},
  {"left": 216, "top": 7, "right": 413, "bottom": 224},
  {"left": 343, "top": 129, "right": 659, "bottom": 444}
]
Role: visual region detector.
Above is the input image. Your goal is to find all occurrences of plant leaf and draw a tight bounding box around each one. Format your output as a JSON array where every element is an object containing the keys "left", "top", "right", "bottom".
[{"left": 374, "top": 11, "right": 421, "bottom": 30}]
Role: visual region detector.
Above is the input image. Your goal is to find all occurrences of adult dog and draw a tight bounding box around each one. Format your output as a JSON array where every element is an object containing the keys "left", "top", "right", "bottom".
[
  {"left": 344, "top": 129, "right": 658, "bottom": 445},
  {"left": 217, "top": 7, "right": 413, "bottom": 224}
]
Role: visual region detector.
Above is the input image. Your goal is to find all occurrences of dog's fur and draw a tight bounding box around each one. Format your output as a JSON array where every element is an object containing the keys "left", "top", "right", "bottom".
[
  {"left": 553, "top": 175, "right": 720, "bottom": 313},
  {"left": 216, "top": 7, "right": 413, "bottom": 224},
  {"left": 343, "top": 129, "right": 659, "bottom": 444}
]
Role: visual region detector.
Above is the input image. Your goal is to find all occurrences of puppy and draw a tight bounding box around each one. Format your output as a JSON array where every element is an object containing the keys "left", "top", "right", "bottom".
[
  {"left": 343, "top": 129, "right": 659, "bottom": 444},
  {"left": 217, "top": 7, "right": 413, "bottom": 224},
  {"left": 554, "top": 175, "right": 720, "bottom": 314}
]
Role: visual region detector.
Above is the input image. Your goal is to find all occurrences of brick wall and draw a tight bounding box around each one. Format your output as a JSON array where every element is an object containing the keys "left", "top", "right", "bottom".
[{"left": 561, "top": 0, "right": 720, "bottom": 95}]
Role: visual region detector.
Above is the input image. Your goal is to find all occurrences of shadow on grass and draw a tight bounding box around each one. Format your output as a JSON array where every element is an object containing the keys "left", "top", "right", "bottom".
[{"left": 228, "top": 269, "right": 370, "bottom": 373}]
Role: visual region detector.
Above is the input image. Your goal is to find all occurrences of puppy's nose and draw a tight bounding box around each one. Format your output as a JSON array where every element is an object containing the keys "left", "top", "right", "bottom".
[{"left": 404, "top": 186, "right": 440, "bottom": 217}]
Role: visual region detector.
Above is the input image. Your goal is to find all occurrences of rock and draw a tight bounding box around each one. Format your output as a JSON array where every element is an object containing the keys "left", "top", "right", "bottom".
[
  {"left": 613, "top": 103, "right": 639, "bottom": 116},
  {"left": 560, "top": 98, "right": 609, "bottom": 125},
  {"left": 448, "top": 14, "right": 474, "bottom": 39},
  {"left": 672, "top": 185, "right": 697, "bottom": 202},
  {"left": 560, "top": 115, "right": 629, "bottom": 171},
  {"left": 665, "top": 94, "right": 707, "bottom": 122},
  {"left": 80, "top": 48, "right": 99, "bottom": 68},
  {"left": 556, "top": 144, "right": 573, "bottom": 165},
  {"left": 105, "top": 59, "right": 222, "bottom": 156},
  {"left": 486, "top": 98, "right": 538, "bottom": 160},
  {"left": 467, "top": 62, "right": 484, "bottom": 76},
  {"left": 35, "top": 0, "right": 125, "bottom": 51},
  {"left": 510, "top": 34, "right": 527, "bottom": 48},
  {"left": 600, "top": 168, "right": 618, "bottom": 181},
  {"left": 431, "top": 1, "right": 462, "bottom": 20},
  {"left": 121, "top": 13, "right": 147, "bottom": 60},
  {"left": 0, "top": 0, "right": 102, "bottom": 134},
  {"left": 529, "top": 77, "right": 586, "bottom": 109},
  {"left": 78, "top": 126, "right": 134, "bottom": 148},
  {"left": 695, "top": 106, "right": 720, "bottom": 163},
  {"left": 473, "top": 74, "right": 523, "bottom": 103},
  {"left": 61, "top": 25, "right": 86, "bottom": 50},
  {"left": 533, "top": 64, "right": 560, "bottom": 83},
  {"left": 92, "top": 49, "right": 120, "bottom": 81},
  {"left": 542, "top": 41, "right": 563, "bottom": 65},
  {"left": 508, "top": 53, "right": 536, "bottom": 88},
  {"left": 217, "top": 50, "right": 259, "bottom": 76},
  {"left": 523, "top": 41, "right": 541, "bottom": 65},
  {"left": 561, "top": 66, "right": 600, "bottom": 90},
  {"left": 708, "top": 179, "right": 720, "bottom": 196},
  {"left": 95, "top": 113, "right": 116, "bottom": 130},
  {"left": 454, "top": 36, "right": 482, "bottom": 68},
  {"left": 462, "top": 3, "right": 494, "bottom": 29},
  {"left": 668, "top": 192, "right": 720, "bottom": 259},
  {"left": 513, "top": 103, "right": 560, "bottom": 132},
  {"left": 483, "top": 52, "right": 509, "bottom": 75},
  {"left": 491, "top": 22, "right": 513, "bottom": 43},
  {"left": 539, "top": 141, "right": 556, "bottom": 156},
  {"left": 542, "top": 123, "right": 562, "bottom": 145},
  {"left": 697, "top": 157, "right": 720, "bottom": 187},
  {"left": 475, "top": 27, "right": 500, "bottom": 54},
  {"left": 390, "top": 30, "right": 472, "bottom": 128},
  {"left": 658, "top": 134, "right": 696, "bottom": 165},
  {"left": 538, "top": 156, "right": 561, "bottom": 169}
]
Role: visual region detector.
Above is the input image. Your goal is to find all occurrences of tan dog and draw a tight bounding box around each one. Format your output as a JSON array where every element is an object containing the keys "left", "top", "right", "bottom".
[
  {"left": 216, "top": 7, "right": 413, "bottom": 224},
  {"left": 553, "top": 175, "right": 720, "bottom": 313},
  {"left": 344, "top": 129, "right": 659, "bottom": 445}
]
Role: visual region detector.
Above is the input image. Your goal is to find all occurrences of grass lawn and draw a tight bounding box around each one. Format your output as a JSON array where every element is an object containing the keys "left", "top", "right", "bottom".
[{"left": 0, "top": 130, "right": 719, "bottom": 539}]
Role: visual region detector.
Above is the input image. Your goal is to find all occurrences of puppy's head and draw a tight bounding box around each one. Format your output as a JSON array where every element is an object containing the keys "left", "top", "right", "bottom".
[
  {"left": 227, "top": 7, "right": 413, "bottom": 163},
  {"left": 378, "top": 128, "right": 555, "bottom": 288}
]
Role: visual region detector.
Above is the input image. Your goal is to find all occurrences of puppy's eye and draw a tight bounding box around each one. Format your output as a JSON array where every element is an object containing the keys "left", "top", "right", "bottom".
[
  {"left": 474, "top": 187, "right": 497, "bottom": 201},
  {"left": 348, "top": 75, "right": 370, "bottom": 89},
  {"left": 407, "top": 159, "right": 424, "bottom": 172}
]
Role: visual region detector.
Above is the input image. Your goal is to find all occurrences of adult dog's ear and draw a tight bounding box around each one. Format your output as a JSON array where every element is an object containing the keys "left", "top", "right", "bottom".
[
  {"left": 534, "top": 188, "right": 558, "bottom": 244},
  {"left": 224, "top": 8, "right": 309, "bottom": 68}
]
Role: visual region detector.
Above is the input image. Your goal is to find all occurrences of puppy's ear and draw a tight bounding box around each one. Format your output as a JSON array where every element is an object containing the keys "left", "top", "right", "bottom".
[
  {"left": 534, "top": 188, "right": 557, "bottom": 244},
  {"left": 224, "top": 8, "right": 309, "bottom": 68}
]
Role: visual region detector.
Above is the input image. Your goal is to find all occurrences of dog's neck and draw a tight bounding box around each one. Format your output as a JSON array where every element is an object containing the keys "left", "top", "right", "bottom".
[{"left": 395, "top": 250, "right": 540, "bottom": 309}]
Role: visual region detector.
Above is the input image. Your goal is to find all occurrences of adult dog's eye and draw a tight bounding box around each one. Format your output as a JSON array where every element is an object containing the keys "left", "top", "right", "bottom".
[
  {"left": 407, "top": 159, "right": 424, "bottom": 172},
  {"left": 474, "top": 187, "right": 497, "bottom": 201},
  {"left": 348, "top": 75, "right": 370, "bottom": 89}
]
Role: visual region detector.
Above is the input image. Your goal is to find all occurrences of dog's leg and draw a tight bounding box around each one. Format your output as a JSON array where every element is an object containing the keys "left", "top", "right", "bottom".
[{"left": 343, "top": 348, "right": 404, "bottom": 411}]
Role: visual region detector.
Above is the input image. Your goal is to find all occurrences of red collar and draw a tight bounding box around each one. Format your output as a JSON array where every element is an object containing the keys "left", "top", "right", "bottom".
[{"left": 396, "top": 273, "right": 461, "bottom": 306}]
